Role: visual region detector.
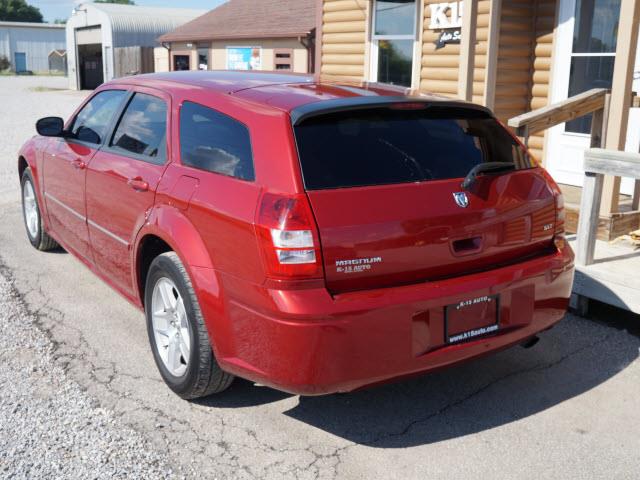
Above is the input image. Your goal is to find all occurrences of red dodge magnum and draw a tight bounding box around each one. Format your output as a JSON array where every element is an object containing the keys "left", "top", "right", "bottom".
[{"left": 19, "top": 72, "right": 574, "bottom": 398}]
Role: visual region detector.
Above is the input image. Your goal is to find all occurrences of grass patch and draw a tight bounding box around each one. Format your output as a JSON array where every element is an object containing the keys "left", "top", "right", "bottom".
[
  {"left": 28, "top": 86, "right": 68, "bottom": 92},
  {"left": 0, "top": 71, "right": 66, "bottom": 77}
]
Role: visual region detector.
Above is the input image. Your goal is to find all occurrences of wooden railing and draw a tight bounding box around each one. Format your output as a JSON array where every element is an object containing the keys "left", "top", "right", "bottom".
[
  {"left": 576, "top": 149, "right": 640, "bottom": 265},
  {"left": 508, "top": 87, "right": 640, "bottom": 222},
  {"left": 508, "top": 88, "right": 610, "bottom": 149}
]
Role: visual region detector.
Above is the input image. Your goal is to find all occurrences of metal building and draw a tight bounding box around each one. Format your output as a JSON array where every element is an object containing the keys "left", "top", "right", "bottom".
[
  {"left": 66, "top": 3, "right": 204, "bottom": 90},
  {"left": 0, "top": 21, "right": 66, "bottom": 73}
]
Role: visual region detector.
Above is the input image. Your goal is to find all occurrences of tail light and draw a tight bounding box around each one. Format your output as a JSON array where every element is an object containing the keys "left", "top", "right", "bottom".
[
  {"left": 256, "top": 192, "right": 323, "bottom": 280},
  {"left": 539, "top": 167, "right": 566, "bottom": 250},
  {"left": 553, "top": 192, "right": 567, "bottom": 250}
]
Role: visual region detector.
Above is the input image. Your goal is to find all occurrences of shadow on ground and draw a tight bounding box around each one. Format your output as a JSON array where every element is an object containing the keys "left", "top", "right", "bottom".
[{"left": 200, "top": 310, "right": 639, "bottom": 449}]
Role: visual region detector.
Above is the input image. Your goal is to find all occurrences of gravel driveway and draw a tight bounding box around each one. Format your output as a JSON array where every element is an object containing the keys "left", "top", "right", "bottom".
[
  {"left": 1, "top": 76, "right": 639, "bottom": 479},
  {"left": 0, "top": 265, "right": 181, "bottom": 479}
]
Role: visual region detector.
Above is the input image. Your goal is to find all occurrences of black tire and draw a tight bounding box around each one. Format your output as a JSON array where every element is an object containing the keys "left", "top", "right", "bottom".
[
  {"left": 145, "top": 252, "right": 234, "bottom": 399},
  {"left": 21, "top": 168, "right": 59, "bottom": 251}
]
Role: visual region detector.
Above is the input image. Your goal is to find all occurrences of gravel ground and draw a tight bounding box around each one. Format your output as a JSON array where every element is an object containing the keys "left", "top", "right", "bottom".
[{"left": 0, "top": 265, "right": 186, "bottom": 479}]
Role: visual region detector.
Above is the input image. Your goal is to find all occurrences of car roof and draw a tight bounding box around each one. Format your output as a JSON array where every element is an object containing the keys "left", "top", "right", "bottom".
[{"left": 113, "top": 71, "right": 473, "bottom": 116}]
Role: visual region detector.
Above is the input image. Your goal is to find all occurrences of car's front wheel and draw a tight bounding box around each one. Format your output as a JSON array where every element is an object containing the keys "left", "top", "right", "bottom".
[
  {"left": 145, "top": 252, "right": 234, "bottom": 399},
  {"left": 21, "top": 168, "right": 59, "bottom": 251}
]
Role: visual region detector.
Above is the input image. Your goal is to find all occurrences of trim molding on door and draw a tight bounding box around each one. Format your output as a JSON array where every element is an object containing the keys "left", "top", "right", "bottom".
[
  {"left": 44, "top": 191, "right": 129, "bottom": 247},
  {"left": 45, "top": 191, "right": 85, "bottom": 221},
  {"left": 87, "top": 219, "right": 128, "bottom": 246}
]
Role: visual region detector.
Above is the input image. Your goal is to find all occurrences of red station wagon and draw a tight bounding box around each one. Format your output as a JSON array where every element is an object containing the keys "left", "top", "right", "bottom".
[{"left": 19, "top": 72, "right": 574, "bottom": 398}]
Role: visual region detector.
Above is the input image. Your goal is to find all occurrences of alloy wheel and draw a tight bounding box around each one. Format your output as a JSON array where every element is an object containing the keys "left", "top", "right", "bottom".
[
  {"left": 23, "top": 180, "right": 39, "bottom": 239},
  {"left": 151, "top": 277, "right": 192, "bottom": 377}
]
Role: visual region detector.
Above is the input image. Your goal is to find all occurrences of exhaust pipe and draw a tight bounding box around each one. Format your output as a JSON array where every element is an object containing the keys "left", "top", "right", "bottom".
[{"left": 520, "top": 336, "right": 540, "bottom": 349}]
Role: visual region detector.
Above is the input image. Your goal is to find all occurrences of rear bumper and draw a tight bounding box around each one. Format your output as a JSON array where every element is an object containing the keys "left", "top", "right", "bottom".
[{"left": 212, "top": 245, "right": 574, "bottom": 395}]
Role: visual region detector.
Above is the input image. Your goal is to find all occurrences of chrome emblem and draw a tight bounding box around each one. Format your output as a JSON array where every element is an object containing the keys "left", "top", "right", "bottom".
[{"left": 453, "top": 192, "right": 469, "bottom": 208}]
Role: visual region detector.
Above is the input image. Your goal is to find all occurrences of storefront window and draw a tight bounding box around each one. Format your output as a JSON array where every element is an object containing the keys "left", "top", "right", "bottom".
[
  {"left": 173, "top": 55, "right": 190, "bottom": 71},
  {"left": 377, "top": 39, "right": 414, "bottom": 87},
  {"left": 371, "top": 0, "right": 417, "bottom": 88},
  {"left": 566, "top": 0, "right": 621, "bottom": 134},
  {"left": 374, "top": 0, "right": 417, "bottom": 35},
  {"left": 198, "top": 47, "right": 209, "bottom": 71}
]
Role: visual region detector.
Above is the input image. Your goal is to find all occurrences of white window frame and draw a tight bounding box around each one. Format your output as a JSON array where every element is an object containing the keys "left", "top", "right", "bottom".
[
  {"left": 555, "top": 0, "right": 619, "bottom": 137},
  {"left": 546, "top": 0, "right": 639, "bottom": 195},
  {"left": 369, "top": 0, "right": 421, "bottom": 89}
]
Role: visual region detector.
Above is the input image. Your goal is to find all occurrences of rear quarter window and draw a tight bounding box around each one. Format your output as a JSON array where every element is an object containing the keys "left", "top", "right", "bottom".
[
  {"left": 293, "top": 106, "right": 534, "bottom": 190},
  {"left": 179, "top": 101, "right": 255, "bottom": 181}
]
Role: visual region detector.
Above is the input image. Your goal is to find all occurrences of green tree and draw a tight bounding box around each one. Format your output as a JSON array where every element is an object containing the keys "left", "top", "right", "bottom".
[
  {"left": 0, "top": 0, "right": 43, "bottom": 22},
  {"left": 94, "top": 0, "right": 136, "bottom": 4},
  {"left": 0, "top": 55, "right": 10, "bottom": 71}
]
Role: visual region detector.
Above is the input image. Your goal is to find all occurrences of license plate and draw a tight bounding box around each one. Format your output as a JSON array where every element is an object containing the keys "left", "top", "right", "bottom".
[{"left": 445, "top": 295, "right": 499, "bottom": 344}]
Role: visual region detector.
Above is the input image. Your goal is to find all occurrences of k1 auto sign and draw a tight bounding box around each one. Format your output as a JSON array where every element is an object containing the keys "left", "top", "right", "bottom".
[
  {"left": 429, "top": 1, "right": 463, "bottom": 29},
  {"left": 429, "top": 1, "right": 463, "bottom": 49}
]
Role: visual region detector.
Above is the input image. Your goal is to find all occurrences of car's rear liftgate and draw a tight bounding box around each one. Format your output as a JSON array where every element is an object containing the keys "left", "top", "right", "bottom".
[{"left": 291, "top": 99, "right": 558, "bottom": 294}]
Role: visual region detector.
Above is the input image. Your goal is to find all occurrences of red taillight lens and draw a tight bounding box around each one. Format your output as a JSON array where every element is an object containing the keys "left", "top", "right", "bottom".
[
  {"left": 538, "top": 168, "right": 566, "bottom": 250},
  {"left": 256, "top": 193, "right": 323, "bottom": 279}
]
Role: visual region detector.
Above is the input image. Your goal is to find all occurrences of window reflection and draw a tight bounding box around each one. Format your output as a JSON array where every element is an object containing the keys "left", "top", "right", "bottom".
[
  {"left": 566, "top": 56, "right": 615, "bottom": 133},
  {"left": 179, "top": 102, "right": 255, "bottom": 181},
  {"left": 573, "top": 0, "right": 621, "bottom": 53},
  {"left": 111, "top": 93, "right": 167, "bottom": 162},
  {"left": 374, "top": 0, "right": 416, "bottom": 36},
  {"left": 566, "top": 0, "right": 620, "bottom": 134},
  {"left": 377, "top": 39, "right": 414, "bottom": 87},
  {"left": 71, "top": 90, "right": 126, "bottom": 145}
]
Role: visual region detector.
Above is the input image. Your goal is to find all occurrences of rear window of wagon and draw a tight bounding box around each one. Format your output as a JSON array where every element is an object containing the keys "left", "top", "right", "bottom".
[{"left": 293, "top": 106, "right": 535, "bottom": 190}]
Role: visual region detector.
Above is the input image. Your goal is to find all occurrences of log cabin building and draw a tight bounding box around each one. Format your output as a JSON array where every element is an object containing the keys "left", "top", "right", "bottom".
[{"left": 316, "top": 0, "right": 640, "bottom": 238}]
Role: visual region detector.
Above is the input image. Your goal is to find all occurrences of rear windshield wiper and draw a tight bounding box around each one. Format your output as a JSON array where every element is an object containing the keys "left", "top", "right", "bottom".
[{"left": 461, "top": 162, "right": 516, "bottom": 190}]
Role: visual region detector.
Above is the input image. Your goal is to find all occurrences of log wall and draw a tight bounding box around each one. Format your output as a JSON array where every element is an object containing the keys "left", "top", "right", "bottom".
[
  {"left": 493, "top": 0, "right": 535, "bottom": 123},
  {"left": 529, "top": 0, "right": 558, "bottom": 161},
  {"left": 320, "top": 0, "right": 369, "bottom": 81},
  {"left": 421, "top": 0, "right": 489, "bottom": 104}
]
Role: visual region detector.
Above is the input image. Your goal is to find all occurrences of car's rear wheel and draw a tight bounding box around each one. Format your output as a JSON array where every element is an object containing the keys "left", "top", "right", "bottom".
[
  {"left": 21, "top": 168, "right": 59, "bottom": 251},
  {"left": 145, "top": 252, "right": 234, "bottom": 399}
]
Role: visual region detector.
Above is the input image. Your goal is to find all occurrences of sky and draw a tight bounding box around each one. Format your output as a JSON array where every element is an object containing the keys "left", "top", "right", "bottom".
[{"left": 31, "top": 0, "right": 226, "bottom": 22}]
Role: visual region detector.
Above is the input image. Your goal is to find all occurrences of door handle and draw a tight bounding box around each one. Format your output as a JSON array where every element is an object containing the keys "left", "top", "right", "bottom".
[
  {"left": 127, "top": 177, "right": 149, "bottom": 192},
  {"left": 72, "top": 159, "right": 86, "bottom": 170}
]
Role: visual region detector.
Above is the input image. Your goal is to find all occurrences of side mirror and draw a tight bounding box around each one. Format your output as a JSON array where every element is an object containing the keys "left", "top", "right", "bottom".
[{"left": 36, "top": 117, "right": 64, "bottom": 137}]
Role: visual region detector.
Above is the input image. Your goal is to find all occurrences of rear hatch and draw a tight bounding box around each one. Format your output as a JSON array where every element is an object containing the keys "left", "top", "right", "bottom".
[{"left": 292, "top": 103, "right": 557, "bottom": 294}]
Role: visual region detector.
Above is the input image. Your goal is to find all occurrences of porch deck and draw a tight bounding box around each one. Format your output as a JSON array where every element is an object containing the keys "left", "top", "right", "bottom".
[
  {"left": 568, "top": 235, "right": 640, "bottom": 314},
  {"left": 560, "top": 184, "right": 640, "bottom": 239},
  {"left": 560, "top": 184, "right": 634, "bottom": 210},
  {"left": 561, "top": 184, "right": 640, "bottom": 314}
]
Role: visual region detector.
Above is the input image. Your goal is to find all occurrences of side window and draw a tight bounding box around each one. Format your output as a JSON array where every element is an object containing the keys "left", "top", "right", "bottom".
[
  {"left": 179, "top": 101, "right": 255, "bottom": 181},
  {"left": 70, "top": 90, "right": 127, "bottom": 144},
  {"left": 110, "top": 93, "right": 167, "bottom": 164}
]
